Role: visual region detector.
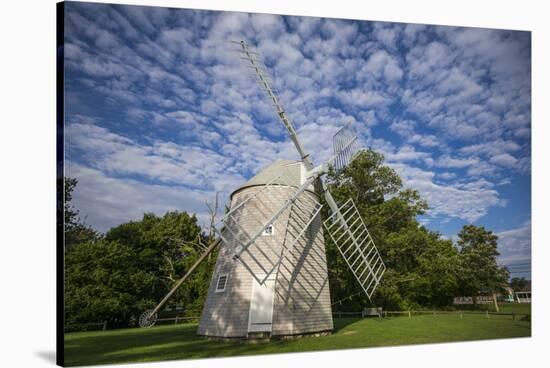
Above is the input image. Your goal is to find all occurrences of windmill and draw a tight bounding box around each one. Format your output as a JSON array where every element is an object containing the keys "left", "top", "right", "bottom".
[{"left": 139, "top": 41, "right": 385, "bottom": 338}]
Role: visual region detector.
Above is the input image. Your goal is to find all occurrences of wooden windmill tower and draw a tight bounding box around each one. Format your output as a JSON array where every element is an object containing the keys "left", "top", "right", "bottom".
[{"left": 139, "top": 41, "right": 386, "bottom": 339}]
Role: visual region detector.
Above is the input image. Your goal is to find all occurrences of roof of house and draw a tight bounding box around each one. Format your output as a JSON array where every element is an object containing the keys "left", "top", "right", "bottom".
[{"left": 230, "top": 159, "right": 314, "bottom": 199}]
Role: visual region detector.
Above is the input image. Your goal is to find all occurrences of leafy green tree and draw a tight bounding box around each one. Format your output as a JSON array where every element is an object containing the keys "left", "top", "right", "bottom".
[
  {"left": 456, "top": 225, "right": 509, "bottom": 304},
  {"left": 65, "top": 240, "right": 156, "bottom": 328},
  {"left": 64, "top": 211, "right": 215, "bottom": 329},
  {"left": 325, "top": 149, "right": 460, "bottom": 310},
  {"left": 381, "top": 226, "right": 460, "bottom": 309},
  {"left": 105, "top": 211, "right": 215, "bottom": 316},
  {"left": 62, "top": 177, "right": 216, "bottom": 328},
  {"left": 510, "top": 277, "right": 529, "bottom": 291}
]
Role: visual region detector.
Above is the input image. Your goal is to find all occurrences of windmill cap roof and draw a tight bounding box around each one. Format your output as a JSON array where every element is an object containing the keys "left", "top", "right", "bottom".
[{"left": 230, "top": 159, "right": 314, "bottom": 199}]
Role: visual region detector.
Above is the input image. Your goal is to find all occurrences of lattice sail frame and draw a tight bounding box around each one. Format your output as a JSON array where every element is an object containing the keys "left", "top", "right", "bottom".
[
  {"left": 332, "top": 122, "right": 361, "bottom": 172},
  {"left": 233, "top": 41, "right": 285, "bottom": 117},
  {"left": 323, "top": 198, "right": 386, "bottom": 300},
  {"left": 215, "top": 171, "right": 322, "bottom": 285}
]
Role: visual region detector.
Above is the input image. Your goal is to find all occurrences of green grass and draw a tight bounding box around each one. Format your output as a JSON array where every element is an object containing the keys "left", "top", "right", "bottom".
[
  {"left": 496, "top": 302, "right": 531, "bottom": 314},
  {"left": 65, "top": 304, "right": 531, "bottom": 366},
  {"left": 452, "top": 302, "right": 531, "bottom": 314}
]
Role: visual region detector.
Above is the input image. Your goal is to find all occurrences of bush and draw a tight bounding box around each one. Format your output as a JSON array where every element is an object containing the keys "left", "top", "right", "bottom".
[{"left": 65, "top": 240, "right": 156, "bottom": 330}]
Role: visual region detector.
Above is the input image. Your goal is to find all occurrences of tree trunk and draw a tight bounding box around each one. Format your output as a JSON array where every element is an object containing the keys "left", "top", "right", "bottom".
[{"left": 493, "top": 293, "right": 499, "bottom": 312}]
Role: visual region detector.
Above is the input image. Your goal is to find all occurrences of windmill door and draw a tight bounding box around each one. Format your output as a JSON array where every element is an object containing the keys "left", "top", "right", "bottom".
[{"left": 248, "top": 274, "right": 276, "bottom": 333}]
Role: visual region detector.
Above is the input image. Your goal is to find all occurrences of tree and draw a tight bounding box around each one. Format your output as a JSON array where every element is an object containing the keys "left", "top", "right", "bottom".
[
  {"left": 324, "top": 149, "right": 405, "bottom": 310},
  {"left": 456, "top": 225, "right": 509, "bottom": 305},
  {"left": 65, "top": 210, "right": 216, "bottom": 329},
  {"left": 324, "top": 149, "right": 459, "bottom": 310},
  {"left": 65, "top": 240, "right": 156, "bottom": 329},
  {"left": 62, "top": 177, "right": 99, "bottom": 248},
  {"left": 510, "top": 277, "right": 529, "bottom": 291},
  {"left": 62, "top": 176, "right": 218, "bottom": 328},
  {"left": 105, "top": 211, "right": 215, "bottom": 316},
  {"left": 381, "top": 226, "right": 460, "bottom": 309}
]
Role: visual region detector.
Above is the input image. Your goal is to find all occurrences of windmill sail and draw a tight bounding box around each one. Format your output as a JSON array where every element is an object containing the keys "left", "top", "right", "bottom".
[
  {"left": 233, "top": 40, "right": 314, "bottom": 170},
  {"left": 333, "top": 123, "right": 361, "bottom": 172},
  {"left": 323, "top": 198, "right": 385, "bottom": 300}
]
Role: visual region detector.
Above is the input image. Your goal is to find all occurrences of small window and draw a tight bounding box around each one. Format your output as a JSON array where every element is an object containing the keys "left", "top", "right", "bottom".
[
  {"left": 262, "top": 224, "right": 274, "bottom": 236},
  {"left": 216, "top": 274, "right": 228, "bottom": 292}
]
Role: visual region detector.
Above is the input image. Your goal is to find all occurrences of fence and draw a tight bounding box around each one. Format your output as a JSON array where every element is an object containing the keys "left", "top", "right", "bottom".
[
  {"left": 516, "top": 291, "right": 531, "bottom": 304},
  {"left": 453, "top": 296, "right": 495, "bottom": 305},
  {"left": 155, "top": 316, "right": 200, "bottom": 325},
  {"left": 65, "top": 315, "right": 200, "bottom": 332},
  {"left": 332, "top": 311, "right": 363, "bottom": 319},
  {"left": 333, "top": 310, "right": 529, "bottom": 321}
]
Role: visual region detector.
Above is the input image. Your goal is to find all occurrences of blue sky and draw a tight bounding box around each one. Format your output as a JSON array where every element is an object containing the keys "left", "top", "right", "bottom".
[{"left": 63, "top": 2, "right": 531, "bottom": 278}]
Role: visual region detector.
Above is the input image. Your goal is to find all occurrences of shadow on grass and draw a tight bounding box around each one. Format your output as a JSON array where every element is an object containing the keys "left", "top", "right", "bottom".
[
  {"left": 65, "top": 324, "right": 280, "bottom": 366},
  {"left": 67, "top": 320, "right": 353, "bottom": 366},
  {"left": 332, "top": 317, "right": 365, "bottom": 333},
  {"left": 64, "top": 314, "right": 532, "bottom": 366},
  {"left": 64, "top": 318, "right": 412, "bottom": 365}
]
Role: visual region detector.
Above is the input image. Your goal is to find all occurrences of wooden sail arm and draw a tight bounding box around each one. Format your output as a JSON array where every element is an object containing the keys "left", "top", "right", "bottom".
[{"left": 150, "top": 238, "right": 221, "bottom": 316}]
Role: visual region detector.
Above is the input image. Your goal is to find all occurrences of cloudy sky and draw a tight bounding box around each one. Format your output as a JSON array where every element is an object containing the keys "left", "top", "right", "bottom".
[{"left": 63, "top": 2, "right": 531, "bottom": 277}]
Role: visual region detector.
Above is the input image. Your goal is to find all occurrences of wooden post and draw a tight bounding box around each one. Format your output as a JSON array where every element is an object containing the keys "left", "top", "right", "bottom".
[
  {"left": 486, "top": 310, "right": 490, "bottom": 319},
  {"left": 460, "top": 311, "right": 463, "bottom": 319},
  {"left": 149, "top": 239, "right": 220, "bottom": 316},
  {"left": 102, "top": 321, "right": 107, "bottom": 331},
  {"left": 175, "top": 316, "right": 178, "bottom": 325}
]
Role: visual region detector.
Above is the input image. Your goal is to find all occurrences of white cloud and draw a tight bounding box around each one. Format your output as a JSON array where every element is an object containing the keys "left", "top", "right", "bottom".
[
  {"left": 496, "top": 222, "right": 531, "bottom": 266},
  {"left": 66, "top": 121, "right": 246, "bottom": 193},
  {"left": 372, "top": 24, "right": 401, "bottom": 49},
  {"left": 66, "top": 162, "right": 217, "bottom": 233},
  {"left": 362, "top": 49, "right": 403, "bottom": 82},
  {"left": 62, "top": 4, "right": 530, "bottom": 234},
  {"left": 466, "top": 161, "right": 499, "bottom": 177},
  {"left": 408, "top": 133, "right": 439, "bottom": 148},
  {"left": 403, "top": 23, "right": 427, "bottom": 46},
  {"left": 390, "top": 163, "right": 504, "bottom": 222},
  {"left": 386, "top": 145, "right": 430, "bottom": 163},
  {"left": 401, "top": 28, "right": 530, "bottom": 149},
  {"left": 435, "top": 154, "right": 478, "bottom": 169},
  {"left": 438, "top": 172, "right": 456, "bottom": 180},
  {"left": 407, "top": 41, "right": 453, "bottom": 79},
  {"left": 490, "top": 153, "right": 518, "bottom": 168},
  {"left": 389, "top": 119, "right": 415, "bottom": 137},
  {"left": 338, "top": 88, "right": 390, "bottom": 108},
  {"left": 460, "top": 140, "right": 521, "bottom": 156},
  {"left": 165, "top": 110, "right": 204, "bottom": 127},
  {"left": 250, "top": 13, "right": 286, "bottom": 38},
  {"left": 389, "top": 120, "right": 441, "bottom": 149}
]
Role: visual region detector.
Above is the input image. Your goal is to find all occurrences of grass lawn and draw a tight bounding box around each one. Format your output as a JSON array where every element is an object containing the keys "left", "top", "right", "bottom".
[
  {"left": 64, "top": 304, "right": 531, "bottom": 366},
  {"left": 495, "top": 303, "right": 531, "bottom": 314}
]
